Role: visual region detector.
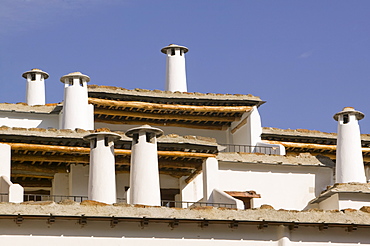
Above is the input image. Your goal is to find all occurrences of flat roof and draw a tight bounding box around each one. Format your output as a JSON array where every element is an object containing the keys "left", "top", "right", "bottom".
[{"left": 0, "top": 201, "right": 370, "bottom": 225}]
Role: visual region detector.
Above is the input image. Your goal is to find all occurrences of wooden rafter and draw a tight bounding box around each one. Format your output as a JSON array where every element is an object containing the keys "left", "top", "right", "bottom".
[
  {"left": 5, "top": 143, "right": 216, "bottom": 159},
  {"left": 94, "top": 107, "right": 239, "bottom": 122},
  {"left": 88, "top": 98, "right": 252, "bottom": 113}
]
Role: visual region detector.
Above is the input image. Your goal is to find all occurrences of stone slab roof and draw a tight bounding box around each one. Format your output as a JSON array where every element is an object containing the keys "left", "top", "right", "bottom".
[
  {"left": 262, "top": 127, "right": 370, "bottom": 146},
  {"left": 310, "top": 183, "right": 370, "bottom": 204},
  {"left": 0, "top": 126, "right": 218, "bottom": 147},
  {"left": 217, "top": 152, "right": 334, "bottom": 167},
  {"left": 88, "top": 85, "right": 264, "bottom": 106},
  {"left": 0, "top": 201, "right": 370, "bottom": 225},
  {"left": 0, "top": 103, "right": 61, "bottom": 114}
]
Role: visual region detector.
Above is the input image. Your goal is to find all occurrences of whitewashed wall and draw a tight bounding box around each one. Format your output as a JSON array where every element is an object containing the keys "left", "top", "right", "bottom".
[
  {"left": 0, "top": 112, "right": 59, "bottom": 129},
  {"left": 0, "top": 219, "right": 369, "bottom": 246},
  {"left": 217, "top": 162, "right": 333, "bottom": 210}
]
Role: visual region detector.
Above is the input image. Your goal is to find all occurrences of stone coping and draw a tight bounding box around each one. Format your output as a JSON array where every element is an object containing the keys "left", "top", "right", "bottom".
[
  {"left": 310, "top": 183, "right": 370, "bottom": 204},
  {"left": 0, "top": 103, "right": 61, "bottom": 114},
  {"left": 217, "top": 152, "right": 334, "bottom": 167},
  {"left": 0, "top": 126, "right": 217, "bottom": 146},
  {"left": 263, "top": 127, "right": 370, "bottom": 142},
  {"left": 88, "top": 84, "right": 263, "bottom": 102},
  {"left": 0, "top": 201, "right": 370, "bottom": 224}
]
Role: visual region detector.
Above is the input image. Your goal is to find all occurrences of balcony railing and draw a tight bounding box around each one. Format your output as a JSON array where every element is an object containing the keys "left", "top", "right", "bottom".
[
  {"left": 219, "top": 144, "right": 280, "bottom": 155},
  {"left": 161, "top": 200, "right": 236, "bottom": 209},
  {"left": 0, "top": 193, "right": 236, "bottom": 208}
]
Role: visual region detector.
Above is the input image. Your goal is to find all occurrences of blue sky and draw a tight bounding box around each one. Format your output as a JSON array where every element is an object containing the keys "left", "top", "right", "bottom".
[{"left": 1, "top": 0, "right": 370, "bottom": 133}]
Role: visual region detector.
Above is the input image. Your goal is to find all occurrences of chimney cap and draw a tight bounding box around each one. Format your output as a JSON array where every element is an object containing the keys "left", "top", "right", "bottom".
[
  {"left": 60, "top": 72, "right": 90, "bottom": 83},
  {"left": 161, "top": 44, "right": 189, "bottom": 54},
  {"left": 83, "top": 132, "right": 121, "bottom": 141},
  {"left": 22, "top": 68, "right": 49, "bottom": 79},
  {"left": 125, "top": 125, "right": 164, "bottom": 138},
  {"left": 333, "top": 107, "right": 365, "bottom": 121}
]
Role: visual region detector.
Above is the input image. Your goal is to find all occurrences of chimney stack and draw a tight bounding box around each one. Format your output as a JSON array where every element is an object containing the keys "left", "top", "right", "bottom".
[
  {"left": 161, "top": 44, "right": 188, "bottom": 92},
  {"left": 84, "top": 131, "right": 121, "bottom": 204},
  {"left": 60, "top": 72, "right": 94, "bottom": 130},
  {"left": 22, "top": 68, "right": 49, "bottom": 106},
  {"left": 334, "top": 107, "right": 366, "bottom": 183},
  {"left": 125, "top": 125, "right": 163, "bottom": 206}
]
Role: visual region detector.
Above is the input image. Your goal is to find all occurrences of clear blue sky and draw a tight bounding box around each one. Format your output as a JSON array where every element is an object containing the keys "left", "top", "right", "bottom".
[{"left": 1, "top": 0, "right": 370, "bottom": 134}]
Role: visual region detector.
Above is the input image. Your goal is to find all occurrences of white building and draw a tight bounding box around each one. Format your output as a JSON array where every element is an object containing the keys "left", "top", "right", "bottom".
[{"left": 0, "top": 45, "right": 369, "bottom": 245}]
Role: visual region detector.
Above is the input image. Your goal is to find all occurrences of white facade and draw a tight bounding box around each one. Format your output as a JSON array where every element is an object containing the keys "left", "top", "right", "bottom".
[{"left": 161, "top": 44, "right": 188, "bottom": 92}]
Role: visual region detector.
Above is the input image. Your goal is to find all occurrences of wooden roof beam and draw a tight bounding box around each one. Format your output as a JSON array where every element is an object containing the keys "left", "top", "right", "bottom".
[
  {"left": 94, "top": 108, "right": 239, "bottom": 122},
  {"left": 89, "top": 98, "right": 252, "bottom": 113}
]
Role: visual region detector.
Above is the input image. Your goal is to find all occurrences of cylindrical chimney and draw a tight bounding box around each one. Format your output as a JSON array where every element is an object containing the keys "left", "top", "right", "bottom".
[
  {"left": 84, "top": 131, "right": 121, "bottom": 204},
  {"left": 22, "top": 68, "right": 49, "bottom": 106},
  {"left": 161, "top": 44, "right": 188, "bottom": 92},
  {"left": 60, "top": 72, "right": 94, "bottom": 130},
  {"left": 125, "top": 125, "right": 163, "bottom": 206},
  {"left": 334, "top": 107, "right": 366, "bottom": 183}
]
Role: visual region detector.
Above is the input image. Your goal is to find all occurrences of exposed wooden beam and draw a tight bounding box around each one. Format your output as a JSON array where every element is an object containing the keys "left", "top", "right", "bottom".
[
  {"left": 94, "top": 108, "right": 239, "bottom": 122},
  {"left": 94, "top": 118, "right": 228, "bottom": 130},
  {"left": 12, "top": 154, "right": 89, "bottom": 164},
  {"left": 89, "top": 98, "right": 252, "bottom": 113},
  {"left": 266, "top": 140, "right": 370, "bottom": 155},
  {"left": 185, "top": 165, "right": 203, "bottom": 184},
  {"left": 11, "top": 162, "right": 68, "bottom": 173},
  {"left": 11, "top": 174, "right": 54, "bottom": 179},
  {"left": 4, "top": 143, "right": 215, "bottom": 159},
  {"left": 11, "top": 178, "right": 52, "bottom": 187},
  {"left": 286, "top": 151, "right": 370, "bottom": 163}
]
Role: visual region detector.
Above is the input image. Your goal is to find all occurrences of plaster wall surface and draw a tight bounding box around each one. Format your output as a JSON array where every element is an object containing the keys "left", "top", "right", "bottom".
[
  {"left": 180, "top": 174, "right": 203, "bottom": 205},
  {"left": 52, "top": 173, "right": 69, "bottom": 197},
  {"left": 160, "top": 174, "right": 179, "bottom": 188},
  {"left": 116, "top": 173, "right": 129, "bottom": 200},
  {"left": 0, "top": 112, "right": 59, "bottom": 129},
  {"left": 69, "top": 164, "right": 88, "bottom": 197},
  {"left": 0, "top": 220, "right": 369, "bottom": 246},
  {"left": 338, "top": 193, "right": 370, "bottom": 210},
  {"left": 230, "top": 107, "right": 262, "bottom": 146},
  {"left": 318, "top": 193, "right": 339, "bottom": 210},
  {"left": 217, "top": 163, "right": 332, "bottom": 210}
]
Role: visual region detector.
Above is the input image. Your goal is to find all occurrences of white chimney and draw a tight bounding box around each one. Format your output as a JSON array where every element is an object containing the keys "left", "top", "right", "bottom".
[
  {"left": 60, "top": 72, "right": 94, "bottom": 130},
  {"left": 161, "top": 44, "right": 188, "bottom": 92},
  {"left": 22, "top": 68, "right": 49, "bottom": 106},
  {"left": 84, "top": 131, "right": 121, "bottom": 204},
  {"left": 125, "top": 125, "right": 163, "bottom": 206},
  {"left": 334, "top": 107, "right": 366, "bottom": 183}
]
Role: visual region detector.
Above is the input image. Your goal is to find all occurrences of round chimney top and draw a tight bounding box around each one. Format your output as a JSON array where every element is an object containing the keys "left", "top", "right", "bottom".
[
  {"left": 60, "top": 72, "right": 90, "bottom": 83},
  {"left": 83, "top": 131, "right": 121, "bottom": 141},
  {"left": 161, "top": 44, "right": 189, "bottom": 54},
  {"left": 125, "top": 125, "right": 164, "bottom": 138},
  {"left": 22, "top": 68, "right": 49, "bottom": 79},
  {"left": 333, "top": 107, "right": 365, "bottom": 121}
]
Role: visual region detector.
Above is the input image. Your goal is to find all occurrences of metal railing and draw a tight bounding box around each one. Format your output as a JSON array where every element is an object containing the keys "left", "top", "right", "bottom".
[
  {"left": 161, "top": 200, "right": 236, "bottom": 209},
  {"left": 220, "top": 144, "right": 279, "bottom": 155},
  {"left": 1, "top": 193, "right": 235, "bottom": 209},
  {"left": 23, "top": 194, "right": 88, "bottom": 203}
]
